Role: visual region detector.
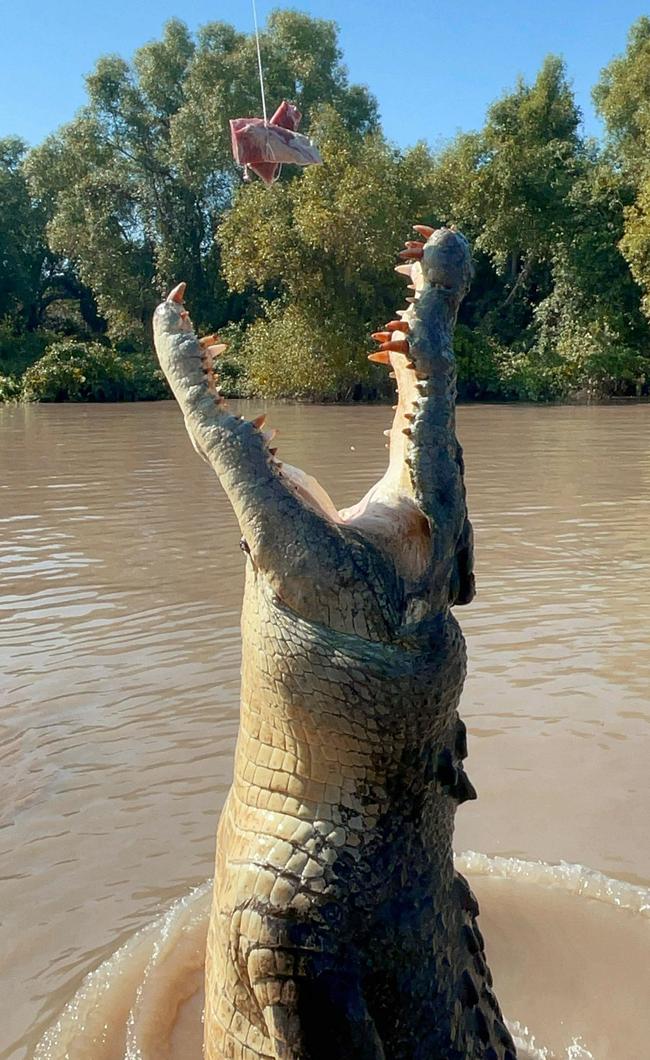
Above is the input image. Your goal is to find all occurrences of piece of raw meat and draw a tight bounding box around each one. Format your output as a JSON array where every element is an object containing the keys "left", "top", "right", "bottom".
[{"left": 230, "top": 100, "right": 322, "bottom": 186}]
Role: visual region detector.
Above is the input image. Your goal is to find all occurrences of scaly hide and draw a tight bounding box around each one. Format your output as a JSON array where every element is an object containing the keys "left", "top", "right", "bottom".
[{"left": 153, "top": 227, "right": 517, "bottom": 1060}]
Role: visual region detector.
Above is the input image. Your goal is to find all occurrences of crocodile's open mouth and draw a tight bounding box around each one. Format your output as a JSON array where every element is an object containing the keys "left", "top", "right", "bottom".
[{"left": 158, "top": 225, "right": 470, "bottom": 585}]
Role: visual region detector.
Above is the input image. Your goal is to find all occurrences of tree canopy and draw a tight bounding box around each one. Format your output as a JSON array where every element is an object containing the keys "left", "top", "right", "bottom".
[
  {"left": 25, "top": 13, "right": 376, "bottom": 342},
  {"left": 2, "top": 11, "right": 650, "bottom": 402},
  {"left": 594, "top": 17, "right": 650, "bottom": 324}
]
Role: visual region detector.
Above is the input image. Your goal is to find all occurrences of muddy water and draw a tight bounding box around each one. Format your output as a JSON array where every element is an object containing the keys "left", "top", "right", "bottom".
[{"left": 1, "top": 402, "right": 649, "bottom": 1059}]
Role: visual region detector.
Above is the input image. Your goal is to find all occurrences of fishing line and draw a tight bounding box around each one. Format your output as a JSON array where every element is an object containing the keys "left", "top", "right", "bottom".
[{"left": 251, "top": 0, "right": 268, "bottom": 125}]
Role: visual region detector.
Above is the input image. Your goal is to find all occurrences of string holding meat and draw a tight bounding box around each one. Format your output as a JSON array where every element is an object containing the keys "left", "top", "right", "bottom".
[{"left": 230, "top": 100, "right": 322, "bottom": 186}]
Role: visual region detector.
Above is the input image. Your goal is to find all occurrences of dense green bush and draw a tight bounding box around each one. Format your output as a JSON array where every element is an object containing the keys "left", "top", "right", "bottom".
[
  {"left": 0, "top": 373, "right": 22, "bottom": 402},
  {"left": 21, "top": 339, "right": 168, "bottom": 402},
  {"left": 0, "top": 323, "right": 49, "bottom": 378},
  {"left": 209, "top": 322, "right": 250, "bottom": 397},
  {"left": 241, "top": 303, "right": 372, "bottom": 401},
  {"left": 454, "top": 325, "right": 503, "bottom": 399}
]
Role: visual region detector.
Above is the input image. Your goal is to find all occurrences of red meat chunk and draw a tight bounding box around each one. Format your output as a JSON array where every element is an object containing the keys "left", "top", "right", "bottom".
[{"left": 230, "top": 100, "right": 322, "bottom": 186}]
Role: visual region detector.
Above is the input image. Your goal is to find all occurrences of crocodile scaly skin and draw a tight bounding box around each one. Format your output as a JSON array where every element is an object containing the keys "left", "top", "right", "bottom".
[{"left": 153, "top": 229, "right": 517, "bottom": 1059}]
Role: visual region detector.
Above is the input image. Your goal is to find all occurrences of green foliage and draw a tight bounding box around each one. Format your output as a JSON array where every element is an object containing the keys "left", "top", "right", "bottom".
[
  {"left": 26, "top": 12, "right": 376, "bottom": 343},
  {"left": 593, "top": 17, "right": 650, "bottom": 170},
  {"left": 2, "top": 13, "right": 650, "bottom": 403},
  {"left": 454, "top": 326, "right": 503, "bottom": 399},
  {"left": 470, "top": 56, "right": 582, "bottom": 274},
  {"left": 424, "top": 56, "right": 582, "bottom": 318},
  {"left": 0, "top": 138, "right": 48, "bottom": 326},
  {"left": 593, "top": 18, "right": 650, "bottom": 330},
  {"left": 219, "top": 108, "right": 432, "bottom": 399},
  {"left": 0, "top": 322, "right": 49, "bottom": 377},
  {"left": 242, "top": 302, "right": 368, "bottom": 400},
  {"left": 620, "top": 183, "right": 650, "bottom": 318},
  {"left": 21, "top": 340, "right": 167, "bottom": 402},
  {"left": 0, "top": 374, "right": 22, "bottom": 402}
]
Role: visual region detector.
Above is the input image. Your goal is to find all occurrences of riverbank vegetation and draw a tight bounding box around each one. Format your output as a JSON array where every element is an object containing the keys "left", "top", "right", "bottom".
[{"left": 2, "top": 12, "right": 650, "bottom": 402}]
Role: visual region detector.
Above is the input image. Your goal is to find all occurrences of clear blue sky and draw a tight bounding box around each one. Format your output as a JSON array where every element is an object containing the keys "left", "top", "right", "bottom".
[{"left": 0, "top": 0, "right": 646, "bottom": 149}]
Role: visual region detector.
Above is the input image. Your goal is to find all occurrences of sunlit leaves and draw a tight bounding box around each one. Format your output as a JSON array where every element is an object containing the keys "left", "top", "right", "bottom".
[
  {"left": 23, "top": 12, "right": 377, "bottom": 342},
  {"left": 218, "top": 107, "right": 433, "bottom": 398},
  {"left": 594, "top": 18, "right": 650, "bottom": 324}
]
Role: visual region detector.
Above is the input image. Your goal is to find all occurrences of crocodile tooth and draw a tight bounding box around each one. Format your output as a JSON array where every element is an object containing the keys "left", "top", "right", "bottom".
[
  {"left": 167, "top": 281, "right": 186, "bottom": 303},
  {"left": 402, "top": 427, "right": 412, "bottom": 437},
  {"left": 399, "top": 247, "right": 424, "bottom": 261},
  {"left": 199, "top": 333, "right": 221, "bottom": 348},
  {"left": 413, "top": 224, "right": 435, "bottom": 239},
  {"left": 368, "top": 351, "right": 391, "bottom": 364},
  {"left": 252, "top": 414, "right": 266, "bottom": 429},
  {"left": 386, "top": 320, "right": 410, "bottom": 333},
  {"left": 383, "top": 429, "right": 391, "bottom": 437},
  {"left": 395, "top": 263, "right": 413, "bottom": 277},
  {"left": 371, "top": 331, "right": 391, "bottom": 343},
  {"left": 379, "top": 339, "right": 410, "bottom": 355}
]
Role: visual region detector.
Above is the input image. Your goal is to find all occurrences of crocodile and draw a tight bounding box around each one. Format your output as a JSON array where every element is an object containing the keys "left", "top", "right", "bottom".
[{"left": 153, "top": 226, "right": 517, "bottom": 1060}]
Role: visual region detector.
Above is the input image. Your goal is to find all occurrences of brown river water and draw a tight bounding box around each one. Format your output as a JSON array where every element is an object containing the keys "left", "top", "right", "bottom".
[{"left": 1, "top": 401, "right": 649, "bottom": 1060}]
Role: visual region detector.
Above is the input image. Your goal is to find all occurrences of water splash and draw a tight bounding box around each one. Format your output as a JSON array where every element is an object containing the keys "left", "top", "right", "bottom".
[{"left": 35, "top": 857, "right": 650, "bottom": 1059}]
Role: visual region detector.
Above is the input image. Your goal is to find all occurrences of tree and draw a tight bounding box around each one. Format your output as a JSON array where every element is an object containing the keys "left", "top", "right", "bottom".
[
  {"left": 593, "top": 17, "right": 650, "bottom": 171},
  {"left": 594, "top": 18, "right": 650, "bottom": 322},
  {"left": 420, "top": 57, "right": 649, "bottom": 399},
  {"left": 26, "top": 13, "right": 377, "bottom": 343},
  {"left": 0, "top": 138, "right": 47, "bottom": 327},
  {"left": 528, "top": 159, "right": 650, "bottom": 397},
  {"left": 218, "top": 107, "right": 434, "bottom": 398},
  {"left": 417, "top": 57, "right": 585, "bottom": 353},
  {"left": 0, "top": 137, "right": 93, "bottom": 356},
  {"left": 464, "top": 57, "right": 581, "bottom": 289}
]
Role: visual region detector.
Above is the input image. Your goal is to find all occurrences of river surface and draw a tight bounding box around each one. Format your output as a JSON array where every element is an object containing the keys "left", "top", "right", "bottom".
[{"left": 1, "top": 401, "right": 649, "bottom": 1059}]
